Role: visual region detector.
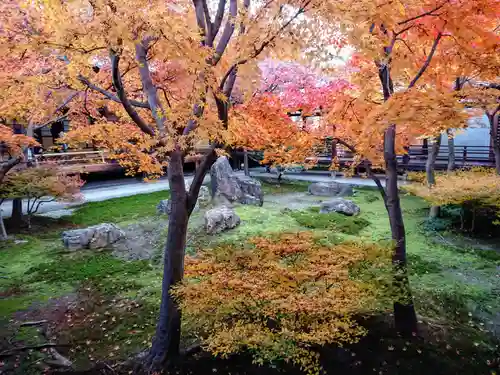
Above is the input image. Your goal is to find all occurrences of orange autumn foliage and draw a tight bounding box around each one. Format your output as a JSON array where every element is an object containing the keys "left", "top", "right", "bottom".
[
  {"left": 229, "top": 95, "right": 320, "bottom": 166},
  {"left": 315, "top": 0, "right": 500, "bottom": 165},
  {"left": 174, "top": 232, "right": 393, "bottom": 374},
  {"left": 0, "top": 0, "right": 322, "bottom": 178}
]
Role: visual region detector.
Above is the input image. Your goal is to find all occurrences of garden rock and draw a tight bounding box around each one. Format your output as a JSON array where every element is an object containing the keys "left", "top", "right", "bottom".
[
  {"left": 197, "top": 185, "right": 211, "bottom": 207},
  {"left": 308, "top": 182, "right": 353, "bottom": 197},
  {"left": 204, "top": 206, "right": 240, "bottom": 235},
  {"left": 157, "top": 199, "right": 172, "bottom": 215},
  {"left": 156, "top": 185, "right": 210, "bottom": 216},
  {"left": 62, "top": 223, "right": 125, "bottom": 250},
  {"left": 210, "top": 156, "right": 263, "bottom": 206},
  {"left": 320, "top": 198, "right": 360, "bottom": 216}
]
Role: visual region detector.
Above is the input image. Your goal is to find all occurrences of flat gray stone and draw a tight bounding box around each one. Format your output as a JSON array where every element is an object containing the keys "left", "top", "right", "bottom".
[
  {"left": 204, "top": 206, "right": 240, "bottom": 235},
  {"left": 308, "top": 182, "right": 353, "bottom": 197},
  {"left": 62, "top": 223, "right": 125, "bottom": 251},
  {"left": 320, "top": 198, "right": 360, "bottom": 216}
]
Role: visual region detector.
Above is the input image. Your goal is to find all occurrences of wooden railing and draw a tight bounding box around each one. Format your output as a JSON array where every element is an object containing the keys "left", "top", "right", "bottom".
[{"left": 34, "top": 151, "right": 106, "bottom": 166}]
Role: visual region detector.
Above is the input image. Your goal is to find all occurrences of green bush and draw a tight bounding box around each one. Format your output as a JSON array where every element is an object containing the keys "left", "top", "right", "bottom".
[{"left": 288, "top": 207, "right": 370, "bottom": 235}]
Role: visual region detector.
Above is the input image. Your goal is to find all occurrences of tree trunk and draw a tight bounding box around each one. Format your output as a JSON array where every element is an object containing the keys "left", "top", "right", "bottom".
[
  {"left": 0, "top": 208, "right": 7, "bottom": 239},
  {"left": 378, "top": 59, "right": 418, "bottom": 336},
  {"left": 494, "top": 145, "right": 500, "bottom": 175},
  {"left": 425, "top": 135, "right": 441, "bottom": 186},
  {"left": 243, "top": 149, "right": 249, "bottom": 176},
  {"left": 384, "top": 125, "right": 419, "bottom": 336},
  {"left": 446, "top": 129, "right": 455, "bottom": 172},
  {"left": 146, "top": 150, "right": 189, "bottom": 372},
  {"left": 426, "top": 135, "right": 441, "bottom": 218},
  {"left": 490, "top": 113, "right": 500, "bottom": 175},
  {"left": 11, "top": 199, "right": 23, "bottom": 229},
  {"left": 145, "top": 147, "right": 216, "bottom": 373}
]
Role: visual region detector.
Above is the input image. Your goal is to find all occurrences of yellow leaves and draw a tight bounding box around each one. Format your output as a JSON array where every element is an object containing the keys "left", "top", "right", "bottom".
[
  {"left": 403, "top": 168, "right": 500, "bottom": 209},
  {"left": 175, "top": 232, "right": 393, "bottom": 374}
]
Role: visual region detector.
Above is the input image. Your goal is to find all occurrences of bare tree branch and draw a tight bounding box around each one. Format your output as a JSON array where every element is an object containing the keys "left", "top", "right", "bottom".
[
  {"left": 0, "top": 343, "right": 70, "bottom": 358},
  {"left": 365, "top": 160, "right": 388, "bottom": 206},
  {"left": 202, "top": 0, "right": 213, "bottom": 44},
  {"left": 135, "top": 41, "right": 166, "bottom": 135},
  {"left": 110, "top": 51, "right": 155, "bottom": 136},
  {"left": 192, "top": 0, "right": 208, "bottom": 45},
  {"left": 0, "top": 157, "right": 21, "bottom": 184},
  {"left": 213, "top": 0, "right": 237, "bottom": 65},
  {"left": 210, "top": 0, "right": 227, "bottom": 45},
  {"left": 219, "top": 0, "right": 310, "bottom": 90},
  {"left": 78, "top": 75, "right": 150, "bottom": 108},
  {"left": 408, "top": 31, "right": 443, "bottom": 89},
  {"left": 397, "top": 2, "right": 448, "bottom": 25}
]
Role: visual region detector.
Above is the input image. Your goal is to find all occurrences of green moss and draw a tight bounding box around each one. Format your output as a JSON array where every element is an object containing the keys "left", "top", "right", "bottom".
[
  {"left": 0, "top": 281, "right": 73, "bottom": 317},
  {"left": 0, "top": 237, "right": 59, "bottom": 284},
  {"left": 27, "top": 253, "right": 151, "bottom": 284},
  {"left": 408, "top": 253, "right": 443, "bottom": 276},
  {"left": 70, "top": 190, "right": 171, "bottom": 226},
  {"left": 186, "top": 204, "right": 302, "bottom": 253},
  {"left": 288, "top": 207, "right": 370, "bottom": 235},
  {"left": 257, "top": 179, "right": 310, "bottom": 195}
]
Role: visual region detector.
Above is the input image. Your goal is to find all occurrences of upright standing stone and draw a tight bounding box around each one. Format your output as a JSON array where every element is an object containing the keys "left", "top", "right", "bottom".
[{"left": 210, "top": 156, "right": 263, "bottom": 206}]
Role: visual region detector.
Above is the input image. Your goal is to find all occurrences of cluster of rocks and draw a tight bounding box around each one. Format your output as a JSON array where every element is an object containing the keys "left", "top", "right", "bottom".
[
  {"left": 60, "top": 165, "right": 364, "bottom": 251},
  {"left": 308, "top": 181, "right": 360, "bottom": 216},
  {"left": 157, "top": 156, "right": 264, "bottom": 235}
]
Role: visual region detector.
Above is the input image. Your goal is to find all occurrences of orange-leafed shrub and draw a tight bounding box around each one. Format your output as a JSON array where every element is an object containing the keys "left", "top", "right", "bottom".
[
  {"left": 0, "top": 165, "right": 83, "bottom": 226},
  {"left": 174, "top": 232, "right": 392, "bottom": 374}
]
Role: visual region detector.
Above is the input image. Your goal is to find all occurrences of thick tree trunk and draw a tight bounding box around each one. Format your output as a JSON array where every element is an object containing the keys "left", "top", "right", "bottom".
[
  {"left": 11, "top": 199, "right": 23, "bottom": 229},
  {"left": 446, "top": 129, "right": 455, "bottom": 172},
  {"left": 426, "top": 135, "right": 441, "bottom": 218},
  {"left": 145, "top": 147, "right": 216, "bottom": 373},
  {"left": 147, "top": 150, "right": 189, "bottom": 372},
  {"left": 384, "top": 125, "right": 418, "bottom": 336}
]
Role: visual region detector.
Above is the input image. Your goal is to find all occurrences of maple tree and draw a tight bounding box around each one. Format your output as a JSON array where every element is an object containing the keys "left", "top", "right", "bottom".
[
  {"left": 175, "top": 232, "right": 393, "bottom": 374},
  {"left": 0, "top": 0, "right": 327, "bottom": 370},
  {"left": 307, "top": 0, "right": 500, "bottom": 335},
  {"left": 0, "top": 164, "right": 83, "bottom": 229},
  {"left": 229, "top": 60, "right": 350, "bottom": 167}
]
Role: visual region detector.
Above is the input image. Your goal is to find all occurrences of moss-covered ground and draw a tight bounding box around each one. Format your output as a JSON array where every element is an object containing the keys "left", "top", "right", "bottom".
[{"left": 1, "top": 180, "right": 499, "bottom": 374}]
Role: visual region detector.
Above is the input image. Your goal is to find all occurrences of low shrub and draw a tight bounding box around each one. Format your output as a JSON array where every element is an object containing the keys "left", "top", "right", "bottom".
[
  {"left": 288, "top": 207, "right": 370, "bottom": 235},
  {"left": 174, "top": 232, "right": 392, "bottom": 374},
  {"left": 403, "top": 168, "right": 500, "bottom": 234}
]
